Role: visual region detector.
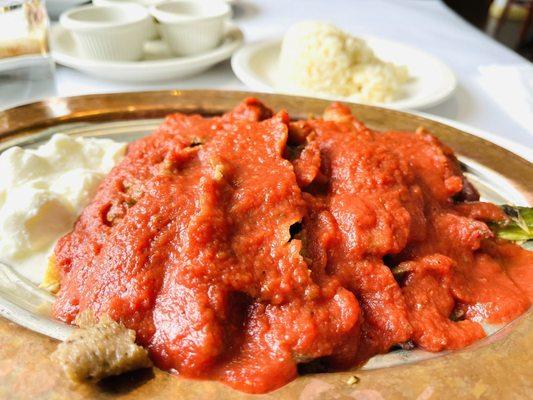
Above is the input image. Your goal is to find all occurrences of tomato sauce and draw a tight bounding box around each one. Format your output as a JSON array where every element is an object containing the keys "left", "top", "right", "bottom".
[{"left": 53, "top": 99, "right": 532, "bottom": 393}]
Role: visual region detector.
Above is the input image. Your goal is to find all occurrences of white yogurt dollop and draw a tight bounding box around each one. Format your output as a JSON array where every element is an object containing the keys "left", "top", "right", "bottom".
[{"left": 0, "top": 134, "right": 127, "bottom": 283}]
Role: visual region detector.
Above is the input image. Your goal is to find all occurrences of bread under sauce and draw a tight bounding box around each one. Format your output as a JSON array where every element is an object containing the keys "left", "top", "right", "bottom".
[{"left": 51, "top": 312, "right": 152, "bottom": 382}]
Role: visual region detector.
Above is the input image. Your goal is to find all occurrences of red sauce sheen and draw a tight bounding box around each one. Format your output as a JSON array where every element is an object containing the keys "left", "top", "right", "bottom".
[{"left": 53, "top": 99, "right": 532, "bottom": 393}]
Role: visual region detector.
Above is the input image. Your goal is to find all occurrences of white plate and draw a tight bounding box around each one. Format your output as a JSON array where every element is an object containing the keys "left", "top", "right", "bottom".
[
  {"left": 50, "top": 23, "right": 243, "bottom": 82},
  {"left": 0, "top": 53, "right": 53, "bottom": 72},
  {"left": 231, "top": 38, "right": 457, "bottom": 110}
]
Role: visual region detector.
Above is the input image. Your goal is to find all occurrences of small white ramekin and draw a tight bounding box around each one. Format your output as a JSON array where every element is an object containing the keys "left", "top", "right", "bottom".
[
  {"left": 91, "top": 0, "right": 160, "bottom": 40},
  {"left": 60, "top": 4, "right": 151, "bottom": 61},
  {"left": 149, "top": 0, "right": 231, "bottom": 56}
]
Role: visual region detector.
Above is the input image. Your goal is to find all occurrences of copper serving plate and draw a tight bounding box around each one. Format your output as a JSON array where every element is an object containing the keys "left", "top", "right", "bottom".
[{"left": 0, "top": 90, "right": 531, "bottom": 400}]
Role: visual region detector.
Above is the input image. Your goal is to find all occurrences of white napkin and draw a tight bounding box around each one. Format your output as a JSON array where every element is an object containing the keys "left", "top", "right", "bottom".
[{"left": 478, "top": 64, "right": 533, "bottom": 137}]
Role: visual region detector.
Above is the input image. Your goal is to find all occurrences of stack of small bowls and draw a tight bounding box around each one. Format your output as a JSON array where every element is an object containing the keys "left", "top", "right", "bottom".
[{"left": 60, "top": 0, "right": 232, "bottom": 61}]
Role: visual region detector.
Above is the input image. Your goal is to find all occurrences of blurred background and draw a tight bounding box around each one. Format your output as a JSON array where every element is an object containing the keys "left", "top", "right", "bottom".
[
  {"left": 444, "top": 0, "right": 533, "bottom": 59},
  {"left": 0, "top": 0, "right": 531, "bottom": 146}
]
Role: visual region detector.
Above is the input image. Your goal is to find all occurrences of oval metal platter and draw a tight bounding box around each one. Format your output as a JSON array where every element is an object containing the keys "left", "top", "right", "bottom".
[{"left": 0, "top": 90, "right": 531, "bottom": 400}]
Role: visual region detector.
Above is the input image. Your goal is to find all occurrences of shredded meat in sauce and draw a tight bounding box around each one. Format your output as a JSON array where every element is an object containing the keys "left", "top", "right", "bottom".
[{"left": 52, "top": 99, "right": 532, "bottom": 393}]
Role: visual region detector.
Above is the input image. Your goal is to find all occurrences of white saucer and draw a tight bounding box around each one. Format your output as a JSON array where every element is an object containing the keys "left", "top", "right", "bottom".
[
  {"left": 50, "top": 23, "right": 243, "bottom": 82},
  {"left": 231, "top": 38, "right": 457, "bottom": 110}
]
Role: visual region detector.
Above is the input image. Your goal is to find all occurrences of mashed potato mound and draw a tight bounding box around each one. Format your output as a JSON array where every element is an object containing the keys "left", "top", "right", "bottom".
[{"left": 278, "top": 21, "right": 409, "bottom": 103}]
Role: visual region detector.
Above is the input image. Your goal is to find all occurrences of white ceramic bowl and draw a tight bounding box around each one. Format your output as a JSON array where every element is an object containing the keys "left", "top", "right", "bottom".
[
  {"left": 92, "top": 0, "right": 160, "bottom": 39},
  {"left": 150, "top": 0, "right": 231, "bottom": 56},
  {"left": 60, "top": 4, "right": 151, "bottom": 61}
]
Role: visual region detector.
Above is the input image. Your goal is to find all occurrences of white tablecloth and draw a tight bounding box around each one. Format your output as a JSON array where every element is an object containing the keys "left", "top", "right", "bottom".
[{"left": 49, "top": 0, "right": 533, "bottom": 145}]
